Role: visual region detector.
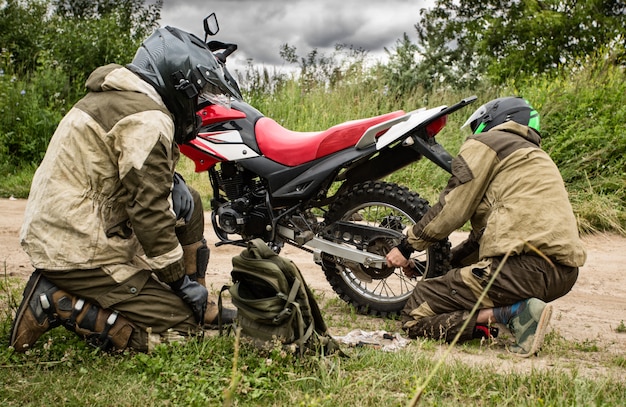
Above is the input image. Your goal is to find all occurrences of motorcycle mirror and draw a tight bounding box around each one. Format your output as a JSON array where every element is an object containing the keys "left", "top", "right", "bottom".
[{"left": 203, "top": 13, "right": 219, "bottom": 41}]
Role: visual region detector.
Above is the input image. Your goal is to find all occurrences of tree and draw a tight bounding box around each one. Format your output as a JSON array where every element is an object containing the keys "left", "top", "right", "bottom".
[
  {"left": 0, "top": 0, "right": 51, "bottom": 74},
  {"left": 50, "top": 0, "right": 162, "bottom": 83},
  {"left": 0, "top": 0, "right": 161, "bottom": 81},
  {"left": 382, "top": 33, "right": 424, "bottom": 96},
  {"left": 53, "top": 0, "right": 160, "bottom": 39},
  {"left": 279, "top": 42, "right": 369, "bottom": 91},
  {"left": 0, "top": 0, "right": 163, "bottom": 173},
  {"left": 413, "top": 0, "right": 626, "bottom": 86}
]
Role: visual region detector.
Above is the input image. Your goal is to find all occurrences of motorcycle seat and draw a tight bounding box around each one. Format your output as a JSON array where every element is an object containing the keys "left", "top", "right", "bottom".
[{"left": 255, "top": 110, "right": 405, "bottom": 166}]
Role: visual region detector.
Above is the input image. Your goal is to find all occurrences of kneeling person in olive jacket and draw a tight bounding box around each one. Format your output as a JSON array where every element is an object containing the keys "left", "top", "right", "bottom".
[
  {"left": 11, "top": 27, "right": 237, "bottom": 353},
  {"left": 386, "top": 97, "right": 586, "bottom": 357}
]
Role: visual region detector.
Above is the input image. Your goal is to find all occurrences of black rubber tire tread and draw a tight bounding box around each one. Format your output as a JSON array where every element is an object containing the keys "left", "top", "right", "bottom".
[{"left": 322, "top": 180, "right": 450, "bottom": 317}]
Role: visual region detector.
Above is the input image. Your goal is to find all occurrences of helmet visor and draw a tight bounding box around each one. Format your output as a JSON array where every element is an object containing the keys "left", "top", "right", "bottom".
[
  {"left": 461, "top": 103, "right": 488, "bottom": 132},
  {"left": 199, "top": 89, "right": 231, "bottom": 109},
  {"left": 195, "top": 62, "right": 236, "bottom": 108}
]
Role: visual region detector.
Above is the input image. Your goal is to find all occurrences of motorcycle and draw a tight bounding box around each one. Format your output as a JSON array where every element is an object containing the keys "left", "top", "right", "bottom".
[{"left": 180, "top": 13, "right": 477, "bottom": 317}]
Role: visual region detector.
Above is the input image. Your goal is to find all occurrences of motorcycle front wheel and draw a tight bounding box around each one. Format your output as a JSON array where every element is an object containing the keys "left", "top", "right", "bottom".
[{"left": 321, "top": 181, "right": 450, "bottom": 317}]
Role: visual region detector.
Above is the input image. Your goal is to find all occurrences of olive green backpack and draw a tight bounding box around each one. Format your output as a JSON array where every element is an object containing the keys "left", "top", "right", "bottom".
[{"left": 227, "top": 238, "right": 341, "bottom": 355}]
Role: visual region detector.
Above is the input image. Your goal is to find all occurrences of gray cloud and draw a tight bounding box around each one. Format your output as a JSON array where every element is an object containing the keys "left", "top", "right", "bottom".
[{"left": 155, "top": 0, "right": 430, "bottom": 71}]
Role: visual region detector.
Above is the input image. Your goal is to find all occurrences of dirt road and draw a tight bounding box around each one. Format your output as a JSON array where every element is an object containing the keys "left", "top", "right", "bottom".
[{"left": 2, "top": 197, "right": 625, "bottom": 378}]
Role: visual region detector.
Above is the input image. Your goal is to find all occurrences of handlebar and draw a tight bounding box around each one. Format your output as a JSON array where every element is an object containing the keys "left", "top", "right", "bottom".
[{"left": 207, "top": 40, "right": 238, "bottom": 64}]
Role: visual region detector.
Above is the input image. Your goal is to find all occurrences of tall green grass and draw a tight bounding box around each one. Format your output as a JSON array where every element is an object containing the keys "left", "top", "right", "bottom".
[
  {"left": 185, "top": 58, "right": 626, "bottom": 235},
  {"left": 1, "top": 52, "right": 625, "bottom": 234}
]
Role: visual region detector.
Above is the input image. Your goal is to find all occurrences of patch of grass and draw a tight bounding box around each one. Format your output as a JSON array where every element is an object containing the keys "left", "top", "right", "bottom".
[
  {"left": 2, "top": 272, "right": 626, "bottom": 406},
  {"left": 0, "top": 164, "right": 37, "bottom": 199},
  {"left": 612, "top": 355, "right": 626, "bottom": 368},
  {"left": 321, "top": 298, "right": 362, "bottom": 330},
  {"left": 544, "top": 330, "right": 601, "bottom": 354},
  {"left": 571, "top": 189, "right": 626, "bottom": 235},
  {"left": 615, "top": 320, "right": 626, "bottom": 333},
  {"left": 573, "top": 339, "right": 601, "bottom": 353}
]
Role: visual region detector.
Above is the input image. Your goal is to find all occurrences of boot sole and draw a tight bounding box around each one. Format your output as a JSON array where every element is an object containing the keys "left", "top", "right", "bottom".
[
  {"left": 9, "top": 270, "right": 44, "bottom": 348},
  {"left": 514, "top": 303, "right": 553, "bottom": 358}
]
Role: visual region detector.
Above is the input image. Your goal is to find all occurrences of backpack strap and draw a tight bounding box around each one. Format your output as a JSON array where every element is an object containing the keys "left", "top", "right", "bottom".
[
  {"left": 218, "top": 284, "right": 234, "bottom": 337},
  {"left": 274, "top": 277, "right": 300, "bottom": 324}
]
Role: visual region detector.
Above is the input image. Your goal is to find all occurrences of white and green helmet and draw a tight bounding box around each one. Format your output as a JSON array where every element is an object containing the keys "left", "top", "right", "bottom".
[{"left": 461, "top": 96, "right": 540, "bottom": 135}]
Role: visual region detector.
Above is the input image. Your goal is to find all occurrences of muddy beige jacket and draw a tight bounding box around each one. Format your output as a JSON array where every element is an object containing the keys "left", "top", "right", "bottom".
[
  {"left": 20, "top": 64, "right": 186, "bottom": 284},
  {"left": 406, "top": 121, "right": 586, "bottom": 268}
]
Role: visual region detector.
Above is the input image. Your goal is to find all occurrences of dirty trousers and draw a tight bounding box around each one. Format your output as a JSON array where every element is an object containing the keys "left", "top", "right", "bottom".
[
  {"left": 41, "top": 188, "right": 206, "bottom": 351},
  {"left": 401, "top": 254, "right": 578, "bottom": 342}
]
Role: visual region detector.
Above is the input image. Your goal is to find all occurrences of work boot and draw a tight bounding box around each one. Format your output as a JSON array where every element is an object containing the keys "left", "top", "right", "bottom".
[
  {"left": 204, "top": 299, "right": 237, "bottom": 328},
  {"left": 507, "top": 298, "right": 553, "bottom": 357},
  {"left": 10, "top": 270, "right": 62, "bottom": 351},
  {"left": 183, "top": 239, "right": 237, "bottom": 327},
  {"left": 10, "top": 270, "right": 135, "bottom": 352}
]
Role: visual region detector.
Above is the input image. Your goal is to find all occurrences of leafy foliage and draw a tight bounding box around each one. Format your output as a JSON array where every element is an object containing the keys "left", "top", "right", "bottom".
[
  {"left": 403, "top": 0, "right": 626, "bottom": 88},
  {"left": 0, "top": 0, "right": 161, "bottom": 175},
  {"left": 49, "top": 0, "right": 161, "bottom": 83},
  {"left": 0, "top": 50, "right": 68, "bottom": 171},
  {"left": 0, "top": 0, "right": 51, "bottom": 74}
]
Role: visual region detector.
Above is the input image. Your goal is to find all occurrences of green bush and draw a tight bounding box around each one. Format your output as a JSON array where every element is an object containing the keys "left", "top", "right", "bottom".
[
  {"left": 0, "top": 51, "right": 71, "bottom": 172},
  {"left": 528, "top": 60, "right": 626, "bottom": 233}
]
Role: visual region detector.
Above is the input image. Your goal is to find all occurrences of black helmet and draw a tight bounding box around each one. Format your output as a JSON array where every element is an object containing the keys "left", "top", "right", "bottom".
[
  {"left": 127, "top": 26, "right": 239, "bottom": 144},
  {"left": 461, "top": 96, "right": 540, "bottom": 135}
]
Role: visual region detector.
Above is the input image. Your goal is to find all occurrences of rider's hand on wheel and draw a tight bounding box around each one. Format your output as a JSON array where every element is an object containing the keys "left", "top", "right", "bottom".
[
  {"left": 387, "top": 247, "right": 421, "bottom": 278},
  {"left": 386, "top": 247, "right": 410, "bottom": 268},
  {"left": 402, "top": 260, "right": 421, "bottom": 279},
  {"left": 172, "top": 172, "right": 194, "bottom": 222}
]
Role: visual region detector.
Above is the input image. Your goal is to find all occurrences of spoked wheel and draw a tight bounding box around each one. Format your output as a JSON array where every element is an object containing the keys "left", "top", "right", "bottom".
[{"left": 322, "top": 181, "right": 450, "bottom": 317}]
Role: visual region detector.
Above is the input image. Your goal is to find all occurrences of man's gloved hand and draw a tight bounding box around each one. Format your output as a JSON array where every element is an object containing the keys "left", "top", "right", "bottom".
[
  {"left": 172, "top": 172, "right": 194, "bottom": 222},
  {"left": 169, "top": 275, "right": 208, "bottom": 324}
]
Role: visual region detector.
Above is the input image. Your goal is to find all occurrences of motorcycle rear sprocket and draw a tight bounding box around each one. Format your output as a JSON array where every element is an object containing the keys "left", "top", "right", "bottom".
[{"left": 322, "top": 180, "right": 450, "bottom": 317}]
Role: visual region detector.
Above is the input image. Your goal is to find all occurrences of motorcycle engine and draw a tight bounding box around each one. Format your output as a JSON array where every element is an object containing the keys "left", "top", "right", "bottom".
[
  {"left": 216, "top": 198, "right": 269, "bottom": 238},
  {"left": 216, "top": 208, "right": 241, "bottom": 234},
  {"left": 213, "top": 163, "right": 270, "bottom": 239},
  {"left": 216, "top": 198, "right": 248, "bottom": 234}
]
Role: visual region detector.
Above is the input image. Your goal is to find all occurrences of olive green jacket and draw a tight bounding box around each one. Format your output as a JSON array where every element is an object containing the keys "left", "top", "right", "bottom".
[
  {"left": 21, "top": 64, "right": 186, "bottom": 284},
  {"left": 407, "top": 121, "right": 586, "bottom": 268}
]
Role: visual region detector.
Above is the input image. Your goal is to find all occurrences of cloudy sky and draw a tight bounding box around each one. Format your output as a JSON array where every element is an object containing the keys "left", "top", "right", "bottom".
[{"left": 155, "top": 0, "right": 433, "bottom": 73}]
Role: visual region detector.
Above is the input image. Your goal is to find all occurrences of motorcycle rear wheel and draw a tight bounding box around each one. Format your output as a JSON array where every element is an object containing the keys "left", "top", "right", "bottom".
[{"left": 322, "top": 181, "right": 450, "bottom": 317}]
